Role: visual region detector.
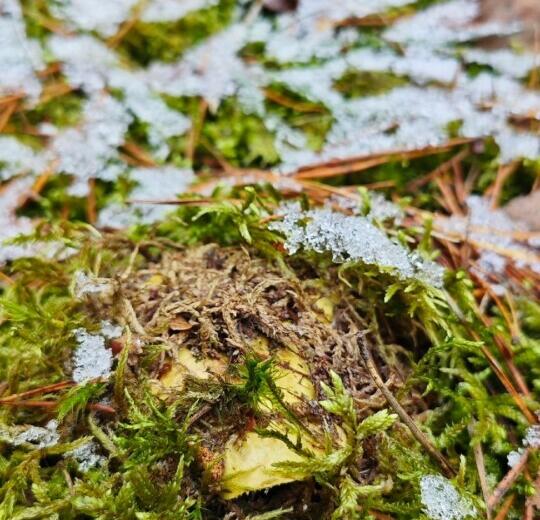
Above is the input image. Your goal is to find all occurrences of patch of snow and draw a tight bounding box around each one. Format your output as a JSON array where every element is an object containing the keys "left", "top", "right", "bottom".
[
  {"left": 420, "top": 475, "right": 476, "bottom": 520},
  {"left": 524, "top": 425, "right": 540, "bottom": 448},
  {"left": 141, "top": 0, "right": 219, "bottom": 22},
  {"left": 73, "top": 271, "right": 113, "bottom": 299},
  {"left": 49, "top": 93, "right": 131, "bottom": 196},
  {"left": 0, "top": 137, "right": 46, "bottom": 181},
  {"left": 144, "top": 25, "right": 266, "bottom": 113},
  {"left": 385, "top": 0, "right": 520, "bottom": 48},
  {"left": 66, "top": 441, "right": 106, "bottom": 472},
  {"left": 13, "top": 420, "right": 60, "bottom": 448},
  {"left": 72, "top": 329, "right": 113, "bottom": 383},
  {"left": 50, "top": 0, "right": 138, "bottom": 37},
  {"left": 48, "top": 34, "right": 119, "bottom": 93},
  {"left": 97, "top": 165, "right": 195, "bottom": 227},
  {"left": 0, "top": 0, "right": 43, "bottom": 101},
  {"left": 269, "top": 202, "right": 444, "bottom": 287},
  {"left": 100, "top": 320, "right": 123, "bottom": 339},
  {"left": 462, "top": 49, "right": 538, "bottom": 79},
  {"left": 507, "top": 449, "right": 524, "bottom": 468}
]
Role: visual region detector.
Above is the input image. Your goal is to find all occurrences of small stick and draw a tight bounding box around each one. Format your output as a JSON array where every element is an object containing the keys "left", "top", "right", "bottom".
[
  {"left": 487, "top": 449, "right": 529, "bottom": 511},
  {"left": 357, "top": 334, "right": 456, "bottom": 478},
  {"left": 469, "top": 423, "right": 492, "bottom": 519}
]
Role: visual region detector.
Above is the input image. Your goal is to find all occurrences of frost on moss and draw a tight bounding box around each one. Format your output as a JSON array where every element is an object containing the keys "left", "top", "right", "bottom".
[
  {"left": 66, "top": 441, "right": 106, "bottom": 472},
  {"left": 0, "top": 0, "right": 43, "bottom": 101},
  {"left": 270, "top": 202, "right": 444, "bottom": 287},
  {"left": 12, "top": 420, "right": 60, "bottom": 449},
  {"left": 420, "top": 475, "right": 477, "bottom": 520},
  {"left": 72, "top": 329, "right": 113, "bottom": 384}
]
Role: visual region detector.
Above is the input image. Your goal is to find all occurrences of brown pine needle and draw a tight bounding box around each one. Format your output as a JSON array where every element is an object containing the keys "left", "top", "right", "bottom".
[
  {"left": 0, "top": 399, "right": 115, "bottom": 414},
  {"left": 488, "top": 449, "right": 529, "bottom": 511},
  {"left": 0, "top": 100, "right": 18, "bottom": 133},
  {"left": 0, "top": 381, "right": 75, "bottom": 403}
]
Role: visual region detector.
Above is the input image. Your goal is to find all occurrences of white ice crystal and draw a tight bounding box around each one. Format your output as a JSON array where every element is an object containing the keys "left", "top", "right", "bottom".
[
  {"left": 0, "top": 176, "right": 38, "bottom": 263},
  {"left": 269, "top": 202, "right": 444, "bottom": 287},
  {"left": 108, "top": 70, "right": 191, "bottom": 157},
  {"left": 420, "top": 475, "right": 476, "bottom": 520},
  {"left": 49, "top": 94, "right": 131, "bottom": 196},
  {"left": 73, "top": 271, "right": 113, "bottom": 299},
  {"left": 97, "top": 166, "right": 195, "bottom": 228},
  {"left": 144, "top": 25, "right": 265, "bottom": 113},
  {"left": 67, "top": 441, "right": 106, "bottom": 472},
  {"left": 462, "top": 49, "right": 538, "bottom": 79},
  {"left": 297, "top": 0, "right": 413, "bottom": 23},
  {"left": 0, "top": 0, "right": 43, "bottom": 101},
  {"left": 367, "top": 192, "right": 404, "bottom": 222},
  {"left": 72, "top": 329, "right": 113, "bottom": 383},
  {"left": 385, "top": 0, "right": 520, "bottom": 48},
  {"left": 49, "top": 35, "right": 191, "bottom": 158},
  {"left": 524, "top": 425, "right": 540, "bottom": 449},
  {"left": 48, "top": 34, "right": 120, "bottom": 93},
  {"left": 507, "top": 449, "right": 524, "bottom": 468},
  {"left": 141, "top": 0, "right": 219, "bottom": 22},
  {"left": 0, "top": 137, "right": 46, "bottom": 181},
  {"left": 100, "top": 320, "right": 123, "bottom": 339},
  {"left": 13, "top": 420, "right": 60, "bottom": 448},
  {"left": 50, "top": 0, "right": 138, "bottom": 37}
]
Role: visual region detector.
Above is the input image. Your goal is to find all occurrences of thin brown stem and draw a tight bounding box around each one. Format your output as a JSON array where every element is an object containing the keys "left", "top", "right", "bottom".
[{"left": 357, "top": 334, "right": 456, "bottom": 478}]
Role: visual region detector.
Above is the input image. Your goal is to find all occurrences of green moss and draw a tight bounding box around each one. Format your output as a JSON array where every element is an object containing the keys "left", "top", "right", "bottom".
[
  {"left": 118, "top": 0, "right": 235, "bottom": 66},
  {"left": 334, "top": 70, "right": 409, "bottom": 98}
]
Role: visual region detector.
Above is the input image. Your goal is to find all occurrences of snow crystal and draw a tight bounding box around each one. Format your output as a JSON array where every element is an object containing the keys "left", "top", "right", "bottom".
[
  {"left": 141, "top": 0, "right": 219, "bottom": 22},
  {"left": 0, "top": 176, "right": 38, "bottom": 263},
  {"left": 48, "top": 34, "right": 119, "bottom": 93},
  {"left": 367, "top": 192, "right": 404, "bottom": 222},
  {"left": 524, "top": 425, "right": 540, "bottom": 449},
  {"left": 108, "top": 70, "right": 191, "bottom": 157},
  {"left": 269, "top": 202, "right": 444, "bottom": 287},
  {"left": 420, "top": 475, "right": 476, "bottom": 520},
  {"left": 297, "top": 0, "right": 413, "bottom": 23},
  {"left": 49, "top": 35, "right": 191, "bottom": 158},
  {"left": 144, "top": 25, "right": 265, "bottom": 113},
  {"left": 385, "top": 0, "right": 520, "bottom": 48},
  {"left": 72, "top": 329, "right": 113, "bottom": 383},
  {"left": 50, "top": 0, "right": 138, "bottom": 37},
  {"left": 100, "top": 320, "right": 123, "bottom": 339},
  {"left": 13, "top": 420, "right": 60, "bottom": 448},
  {"left": 507, "top": 449, "right": 524, "bottom": 468},
  {"left": 463, "top": 49, "right": 538, "bottom": 79},
  {"left": 73, "top": 271, "right": 113, "bottom": 299},
  {"left": 67, "top": 441, "right": 106, "bottom": 472},
  {"left": 49, "top": 94, "right": 131, "bottom": 196},
  {"left": 0, "top": 0, "right": 43, "bottom": 101},
  {"left": 0, "top": 137, "right": 46, "bottom": 181},
  {"left": 344, "top": 47, "right": 460, "bottom": 85},
  {"left": 97, "top": 166, "right": 195, "bottom": 227}
]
